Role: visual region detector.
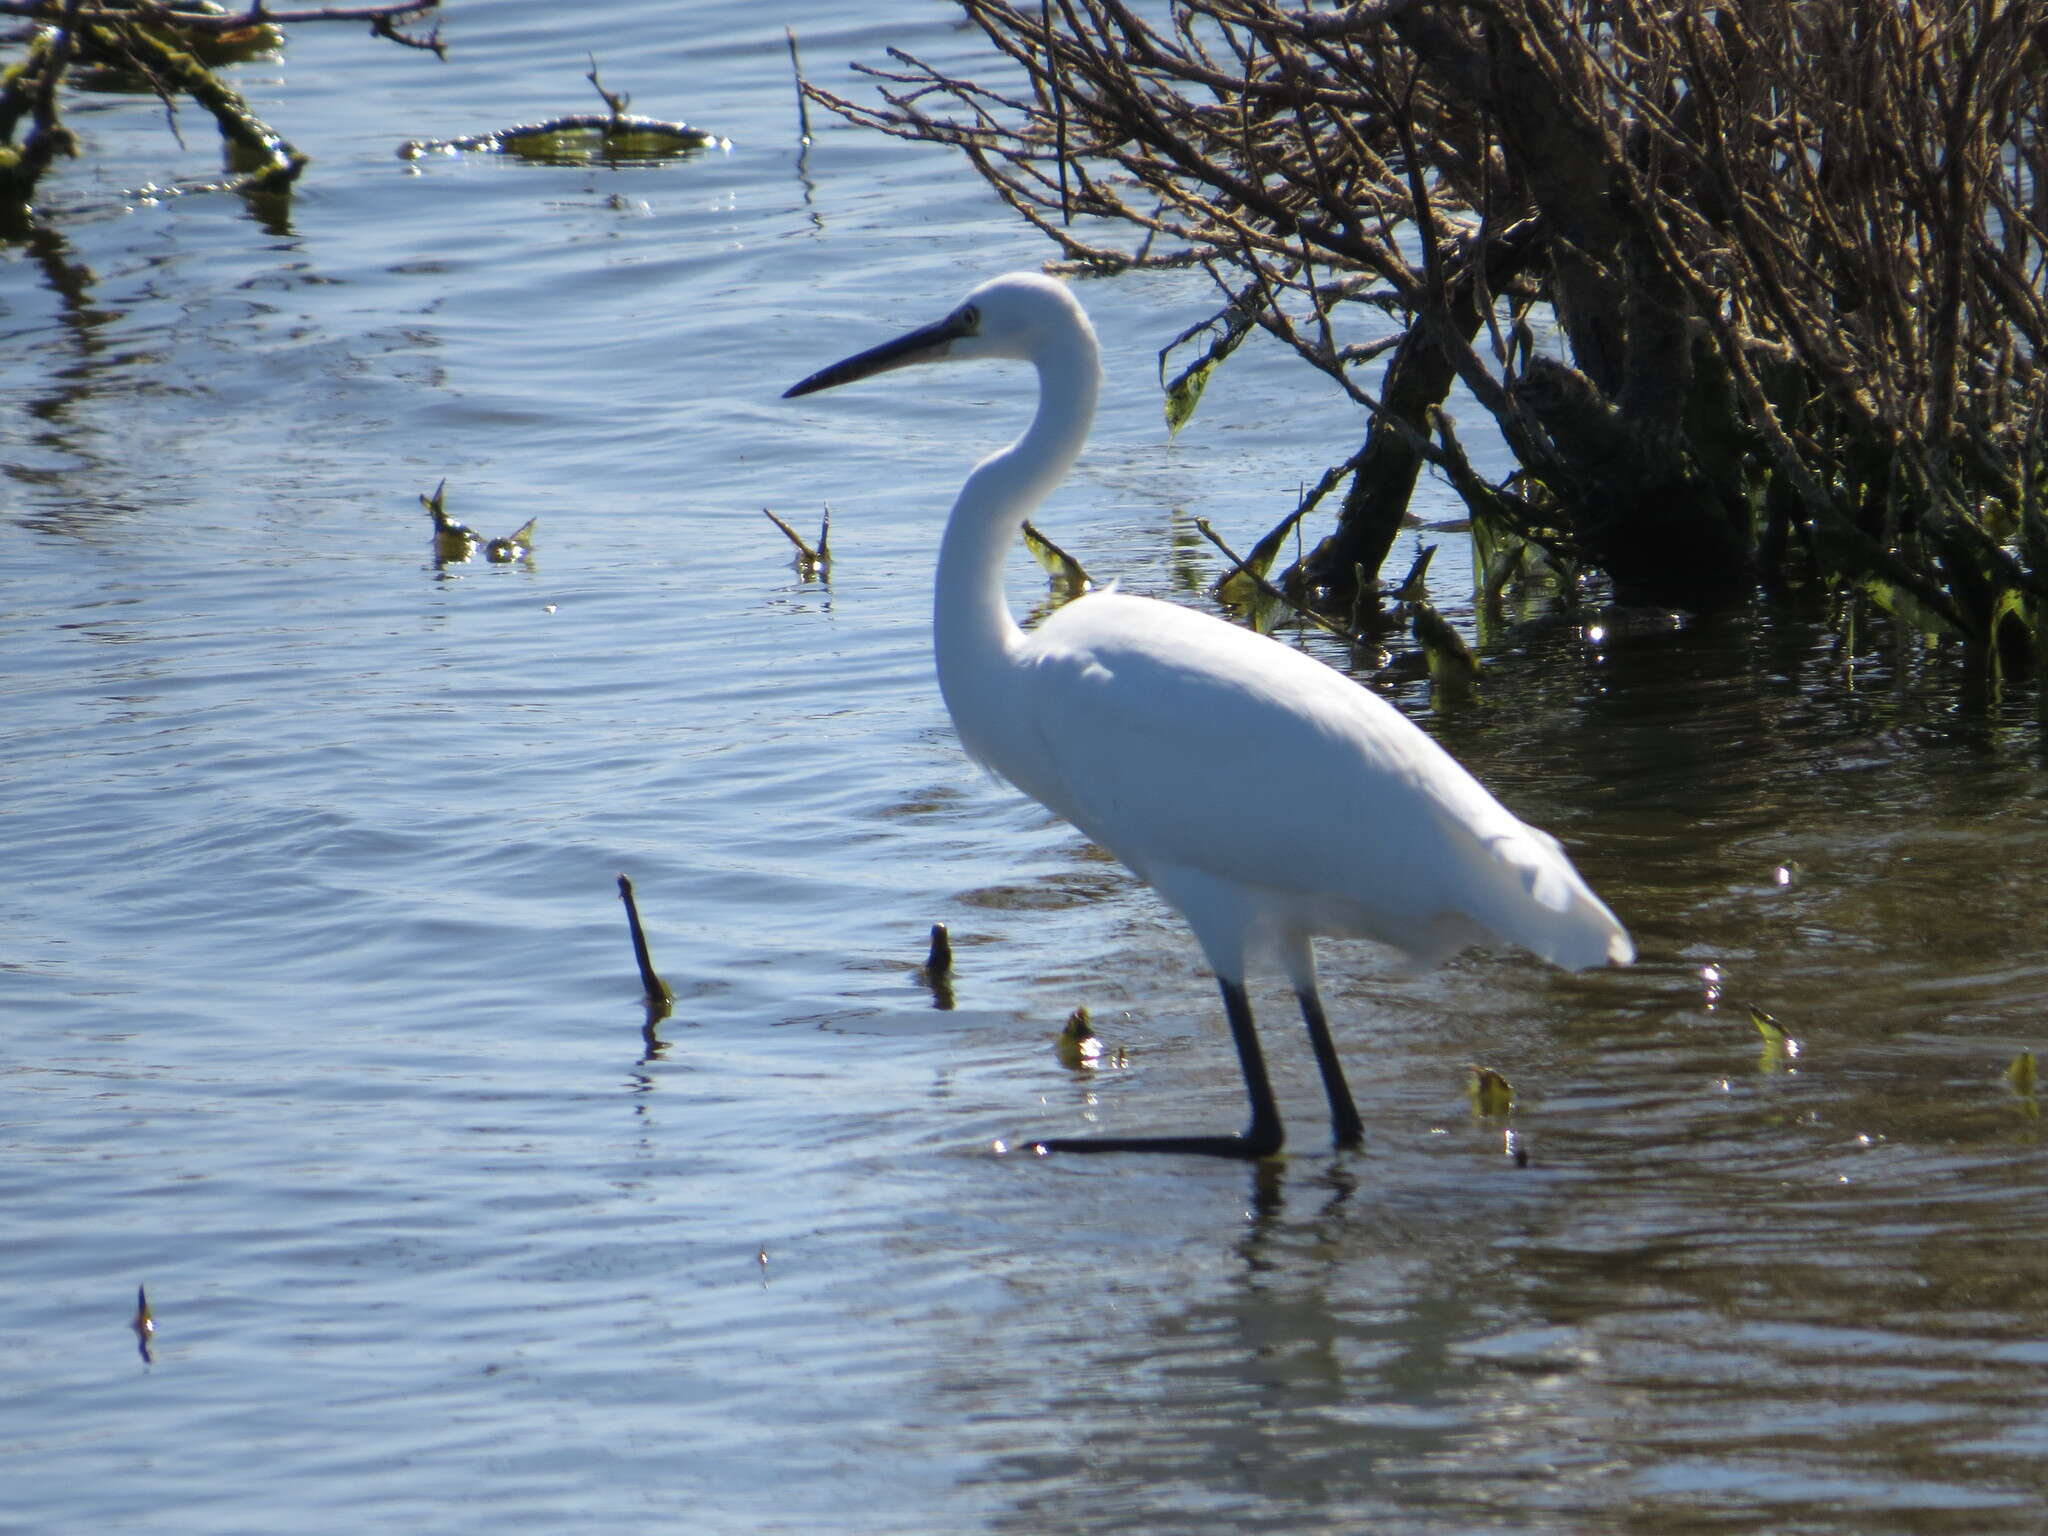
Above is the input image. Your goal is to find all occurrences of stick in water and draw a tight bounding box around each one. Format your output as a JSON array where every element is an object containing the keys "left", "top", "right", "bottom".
[
  {"left": 785, "top": 27, "right": 812, "bottom": 147},
  {"left": 617, "top": 874, "right": 673, "bottom": 1008}
]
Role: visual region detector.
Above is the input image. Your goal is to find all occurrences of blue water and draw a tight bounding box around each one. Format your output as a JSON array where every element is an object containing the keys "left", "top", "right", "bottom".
[{"left": 6, "top": 2, "right": 2048, "bottom": 1531}]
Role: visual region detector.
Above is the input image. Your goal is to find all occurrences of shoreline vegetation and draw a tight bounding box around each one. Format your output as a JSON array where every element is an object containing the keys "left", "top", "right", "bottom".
[
  {"left": 809, "top": 0, "right": 2048, "bottom": 700},
  {"left": 1, "top": 0, "right": 443, "bottom": 231}
]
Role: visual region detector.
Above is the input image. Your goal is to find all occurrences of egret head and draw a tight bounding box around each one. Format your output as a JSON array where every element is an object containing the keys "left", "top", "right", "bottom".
[{"left": 783, "top": 272, "right": 1090, "bottom": 398}]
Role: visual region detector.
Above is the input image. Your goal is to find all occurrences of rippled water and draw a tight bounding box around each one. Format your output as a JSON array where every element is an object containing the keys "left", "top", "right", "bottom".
[{"left": 6, "top": 3, "right": 2048, "bottom": 1531}]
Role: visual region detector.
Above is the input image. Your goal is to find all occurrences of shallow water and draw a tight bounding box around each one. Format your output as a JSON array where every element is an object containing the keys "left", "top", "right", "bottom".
[{"left": 5, "top": 3, "right": 2048, "bottom": 1532}]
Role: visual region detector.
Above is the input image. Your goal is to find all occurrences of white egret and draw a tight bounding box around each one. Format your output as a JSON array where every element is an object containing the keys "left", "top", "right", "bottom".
[{"left": 785, "top": 273, "right": 1632, "bottom": 1160}]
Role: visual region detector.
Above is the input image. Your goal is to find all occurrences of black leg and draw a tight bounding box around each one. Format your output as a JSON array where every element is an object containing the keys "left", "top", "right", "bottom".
[
  {"left": 1297, "top": 985, "right": 1363, "bottom": 1149},
  {"left": 1032, "top": 976, "right": 1285, "bottom": 1159}
]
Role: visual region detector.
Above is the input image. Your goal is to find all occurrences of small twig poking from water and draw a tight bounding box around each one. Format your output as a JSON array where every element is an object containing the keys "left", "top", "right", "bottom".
[
  {"left": 1020, "top": 518, "right": 1090, "bottom": 597},
  {"left": 1408, "top": 571, "right": 1483, "bottom": 706},
  {"left": 617, "top": 874, "right": 673, "bottom": 1015},
  {"left": 763, "top": 505, "right": 830, "bottom": 577},
  {"left": 1194, "top": 518, "right": 1356, "bottom": 642},
  {"left": 585, "top": 53, "right": 629, "bottom": 123},
  {"left": 921, "top": 922, "right": 955, "bottom": 1011},
  {"left": 1392, "top": 542, "right": 1436, "bottom": 601},
  {"left": 423, "top": 481, "right": 534, "bottom": 567},
  {"left": 1057, "top": 1005, "right": 1120, "bottom": 1071},
  {"left": 423, "top": 479, "right": 476, "bottom": 564},
  {"left": 785, "top": 27, "right": 813, "bottom": 148},
  {"left": 483, "top": 518, "right": 536, "bottom": 563},
  {"left": 131, "top": 1283, "right": 154, "bottom": 1365}
]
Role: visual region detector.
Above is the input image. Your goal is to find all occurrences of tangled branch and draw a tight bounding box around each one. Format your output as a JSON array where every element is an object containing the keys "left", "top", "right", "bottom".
[{"left": 814, "top": 0, "right": 2048, "bottom": 655}]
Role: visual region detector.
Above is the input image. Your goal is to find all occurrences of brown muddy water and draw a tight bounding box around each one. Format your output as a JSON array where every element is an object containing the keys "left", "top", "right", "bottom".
[{"left": 4, "top": 1, "right": 2046, "bottom": 1531}]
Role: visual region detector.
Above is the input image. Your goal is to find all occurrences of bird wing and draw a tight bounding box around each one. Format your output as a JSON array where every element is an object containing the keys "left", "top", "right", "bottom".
[{"left": 1006, "top": 592, "right": 1629, "bottom": 970}]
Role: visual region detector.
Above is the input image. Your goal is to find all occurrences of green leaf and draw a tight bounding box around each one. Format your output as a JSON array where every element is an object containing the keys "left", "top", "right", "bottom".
[
  {"left": 1412, "top": 598, "right": 1482, "bottom": 704},
  {"left": 2008, "top": 1048, "right": 2038, "bottom": 1097},
  {"left": 1163, "top": 355, "right": 1218, "bottom": 438},
  {"left": 1466, "top": 1064, "right": 1515, "bottom": 1117},
  {"left": 1020, "top": 520, "right": 1091, "bottom": 598},
  {"left": 1214, "top": 504, "right": 1309, "bottom": 609},
  {"left": 1055, "top": 1006, "right": 1124, "bottom": 1071},
  {"left": 1748, "top": 1005, "right": 1801, "bottom": 1071},
  {"left": 1158, "top": 304, "right": 1253, "bottom": 439},
  {"left": 1055, "top": 1005, "right": 1098, "bottom": 1070},
  {"left": 1857, "top": 574, "right": 1961, "bottom": 641},
  {"left": 764, "top": 506, "right": 828, "bottom": 576},
  {"left": 485, "top": 519, "right": 537, "bottom": 563},
  {"left": 1472, "top": 506, "right": 1530, "bottom": 605}
]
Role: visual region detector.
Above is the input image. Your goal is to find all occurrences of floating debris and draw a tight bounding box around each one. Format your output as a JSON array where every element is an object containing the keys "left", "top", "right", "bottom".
[
  {"left": 1053, "top": 1006, "right": 1126, "bottom": 1071},
  {"left": 423, "top": 480, "right": 474, "bottom": 562},
  {"left": 1055, "top": 1006, "right": 1107, "bottom": 1071},
  {"left": 2008, "top": 1048, "right": 2038, "bottom": 1109},
  {"left": 1466, "top": 1064, "right": 1516, "bottom": 1118},
  {"left": 764, "top": 504, "right": 830, "bottom": 576},
  {"left": 422, "top": 481, "right": 534, "bottom": 569},
  {"left": 1055, "top": 1005, "right": 1099, "bottom": 1069},
  {"left": 1020, "top": 519, "right": 1090, "bottom": 598},
  {"left": 1748, "top": 1004, "right": 1801, "bottom": 1071},
  {"left": 484, "top": 521, "right": 536, "bottom": 563},
  {"left": 400, "top": 115, "right": 724, "bottom": 164}
]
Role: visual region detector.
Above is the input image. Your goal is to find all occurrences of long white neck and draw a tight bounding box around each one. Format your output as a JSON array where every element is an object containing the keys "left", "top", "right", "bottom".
[{"left": 933, "top": 323, "right": 1101, "bottom": 727}]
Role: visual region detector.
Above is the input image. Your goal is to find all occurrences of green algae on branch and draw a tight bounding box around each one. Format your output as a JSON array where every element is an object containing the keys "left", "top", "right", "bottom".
[
  {"left": 397, "top": 113, "right": 725, "bottom": 166},
  {"left": 58, "top": 0, "right": 284, "bottom": 81},
  {"left": 114, "top": 21, "right": 304, "bottom": 193},
  {"left": 398, "top": 58, "right": 724, "bottom": 166},
  {"left": 1, "top": 0, "right": 440, "bottom": 228}
]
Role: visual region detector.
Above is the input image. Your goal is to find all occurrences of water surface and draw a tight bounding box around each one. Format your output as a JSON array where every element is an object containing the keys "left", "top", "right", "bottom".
[{"left": 4, "top": 3, "right": 2047, "bottom": 1531}]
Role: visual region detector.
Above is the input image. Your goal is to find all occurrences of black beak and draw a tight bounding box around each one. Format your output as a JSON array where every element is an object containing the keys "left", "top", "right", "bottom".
[{"left": 783, "top": 311, "right": 975, "bottom": 398}]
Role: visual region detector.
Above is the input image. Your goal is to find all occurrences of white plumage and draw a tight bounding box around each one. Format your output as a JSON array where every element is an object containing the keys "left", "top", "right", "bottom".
[{"left": 787, "top": 272, "right": 1631, "bottom": 1159}]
